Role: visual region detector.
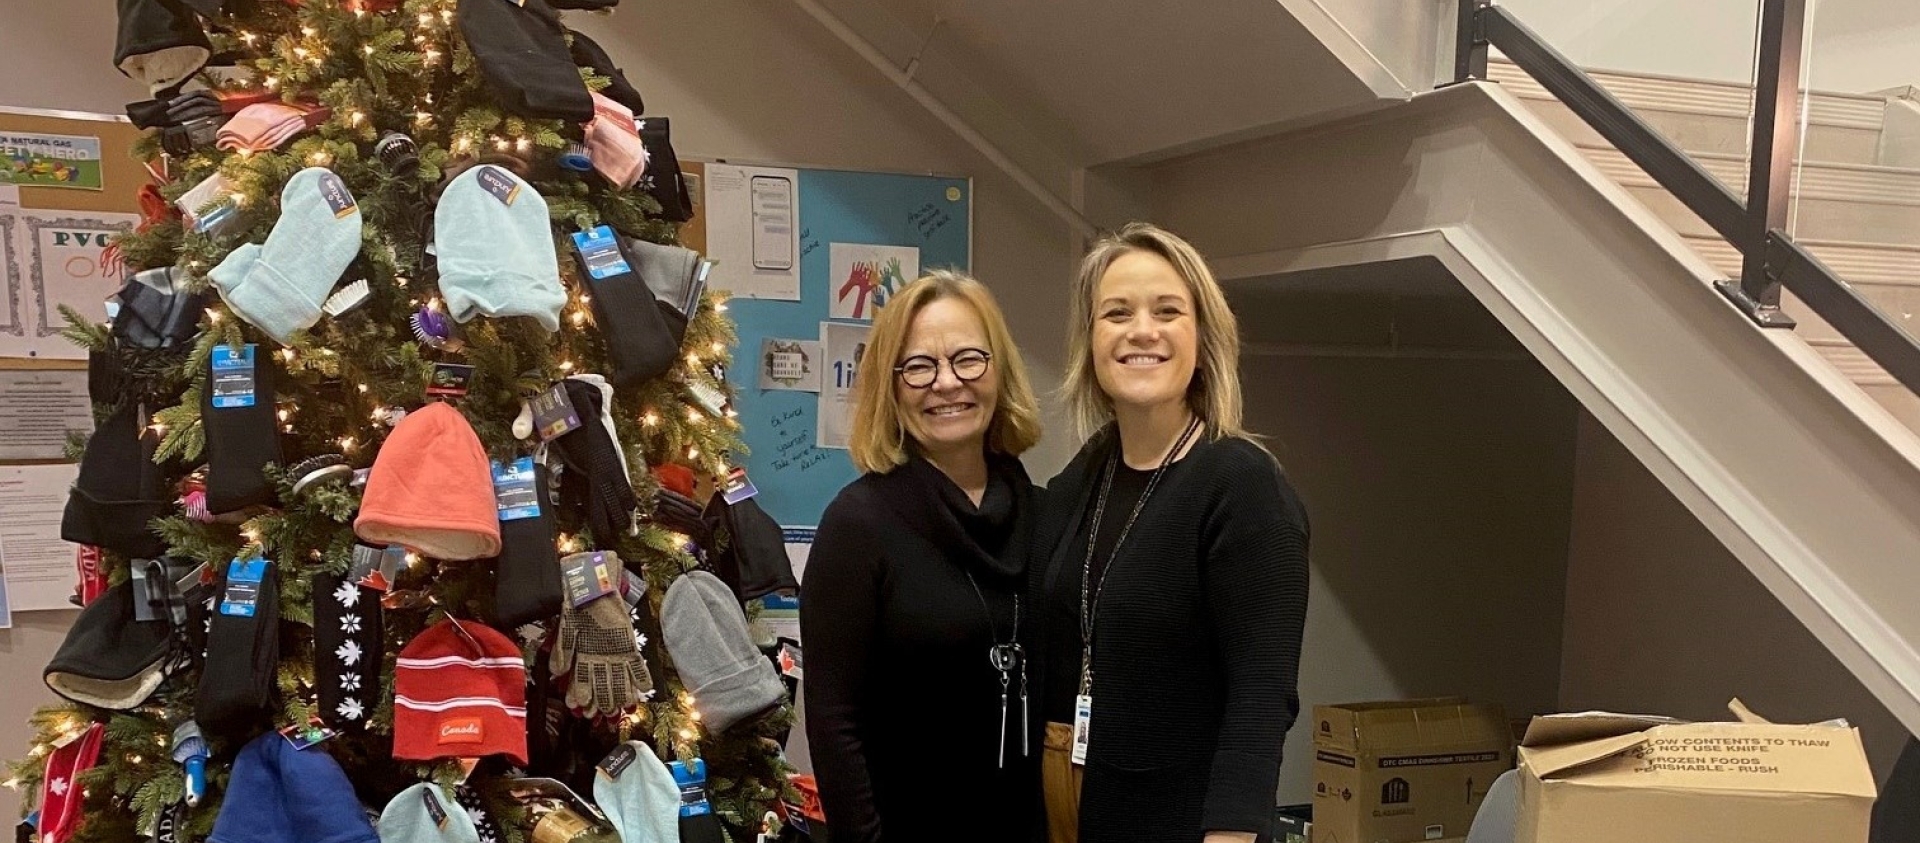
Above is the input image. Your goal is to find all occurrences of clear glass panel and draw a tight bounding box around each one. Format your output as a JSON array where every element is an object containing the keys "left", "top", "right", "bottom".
[
  {"left": 1785, "top": 0, "right": 1920, "bottom": 348},
  {"left": 1488, "top": 0, "right": 1766, "bottom": 253}
]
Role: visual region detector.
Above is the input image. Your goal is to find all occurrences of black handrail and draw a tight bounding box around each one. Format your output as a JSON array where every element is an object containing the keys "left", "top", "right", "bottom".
[{"left": 1454, "top": 0, "right": 1920, "bottom": 399}]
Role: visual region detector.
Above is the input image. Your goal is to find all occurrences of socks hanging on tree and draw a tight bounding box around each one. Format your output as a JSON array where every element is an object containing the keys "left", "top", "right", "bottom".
[
  {"left": 489, "top": 459, "right": 563, "bottom": 628},
  {"left": 37, "top": 721, "right": 105, "bottom": 843},
  {"left": 576, "top": 237, "right": 677, "bottom": 388},
  {"left": 313, "top": 572, "right": 383, "bottom": 730},
  {"left": 208, "top": 167, "right": 364, "bottom": 345},
  {"left": 195, "top": 556, "right": 279, "bottom": 742},
  {"left": 200, "top": 344, "right": 283, "bottom": 515}
]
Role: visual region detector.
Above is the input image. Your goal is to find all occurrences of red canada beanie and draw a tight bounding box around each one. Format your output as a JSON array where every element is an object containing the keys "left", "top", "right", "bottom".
[
  {"left": 393, "top": 619, "right": 528, "bottom": 765},
  {"left": 354, "top": 402, "right": 501, "bottom": 560}
]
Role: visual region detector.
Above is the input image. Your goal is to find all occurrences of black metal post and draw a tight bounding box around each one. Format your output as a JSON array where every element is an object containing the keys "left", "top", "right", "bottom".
[
  {"left": 1453, "top": 0, "right": 1489, "bottom": 84},
  {"left": 1720, "top": 0, "right": 1808, "bottom": 327}
]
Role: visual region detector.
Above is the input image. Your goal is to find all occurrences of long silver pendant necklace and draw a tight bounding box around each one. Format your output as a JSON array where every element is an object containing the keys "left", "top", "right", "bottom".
[{"left": 962, "top": 567, "right": 1025, "bottom": 769}]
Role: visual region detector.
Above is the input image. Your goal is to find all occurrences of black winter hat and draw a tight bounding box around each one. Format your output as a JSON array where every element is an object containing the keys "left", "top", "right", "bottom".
[
  {"left": 457, "top": 0, "right": 594, "bottom": 123},
  {"left": 637, "top": 117, "right": 693, "bottom": 222},
  {"left": 44, "top": 580, "right": 173, "bottom": 709},
  {"left": 114, "top": 0, "right": 211, "bottom": 95},
  {"left": 61, "top": 400, "right": 172, "bottom": 560},
  {"left": 568, "top": 31, "right": 643, "bottom": 115},
  {"left": 701, "top": 495, "right": 797, "bottom": 602}
]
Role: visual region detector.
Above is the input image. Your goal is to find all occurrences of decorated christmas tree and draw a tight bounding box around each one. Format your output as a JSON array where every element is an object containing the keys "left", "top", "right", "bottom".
[{"left": 10, "top": 0, "right": 806, "bottom": 840}]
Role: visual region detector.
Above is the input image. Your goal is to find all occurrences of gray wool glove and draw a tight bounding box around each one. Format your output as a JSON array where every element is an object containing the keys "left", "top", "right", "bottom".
[{"left": 550, "top": 553, "right": 652, "bottom": 719}]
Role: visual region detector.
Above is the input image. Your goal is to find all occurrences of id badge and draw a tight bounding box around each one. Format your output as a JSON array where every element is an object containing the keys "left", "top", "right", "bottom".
[{"left": 1071, "top": 694, "right": 1092, "bottom": 766}]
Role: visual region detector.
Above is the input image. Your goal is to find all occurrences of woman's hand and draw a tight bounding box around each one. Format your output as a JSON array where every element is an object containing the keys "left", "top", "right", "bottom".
[{"left": 1203, "top": 833, "right": 1257, "bottom": 843}]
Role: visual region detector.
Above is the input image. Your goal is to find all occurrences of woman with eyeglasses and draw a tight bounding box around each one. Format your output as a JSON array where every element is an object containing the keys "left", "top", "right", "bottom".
[
  {"left": 802, "top": 270, "right": 1046, "bottom": 843},
  {"left": 1034, "top": 223, "right": 1309, "bottom": 843}
]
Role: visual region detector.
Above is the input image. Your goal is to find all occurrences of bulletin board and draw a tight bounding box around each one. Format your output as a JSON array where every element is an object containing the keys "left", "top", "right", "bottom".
[
  {"left": 678, "top": 159, "right": 972, "bottom": 531},
  {"left": 0, "top": 106, "right": 147, "bottom": 624}
]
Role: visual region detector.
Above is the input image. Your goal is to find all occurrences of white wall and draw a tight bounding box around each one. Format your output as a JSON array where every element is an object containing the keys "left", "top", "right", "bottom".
[
  {"left": 1558, "top": 411, "right": 1910, "bottom": 779},
  {"left": 1495, "top": 0, "right": 1920, "bottom": 92},
  {"left": 1243, "top": 352, "right": 1579, "bottom": 802},
  {"left": 0, "top": 0, "right": 1077, "bottom": 821}
]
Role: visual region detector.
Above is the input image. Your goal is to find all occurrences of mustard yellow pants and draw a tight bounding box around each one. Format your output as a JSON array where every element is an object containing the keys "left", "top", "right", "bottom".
[{"left": 1043, "top": 722, "right": 1084, "bottom": 843}]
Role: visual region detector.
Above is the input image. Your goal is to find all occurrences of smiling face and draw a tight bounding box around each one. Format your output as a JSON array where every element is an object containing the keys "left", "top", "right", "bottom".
[
  {"left": 895, "top": 296, "right": 1000, "bottom": 460},
  {"left": 1091, "top": 250, "right": 1200, "bottom": 418}
]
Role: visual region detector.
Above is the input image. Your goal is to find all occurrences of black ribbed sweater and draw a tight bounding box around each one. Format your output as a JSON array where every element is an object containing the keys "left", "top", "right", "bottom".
[{"left": 1032, "top": 429, "right": 1310, "bottom": 842}]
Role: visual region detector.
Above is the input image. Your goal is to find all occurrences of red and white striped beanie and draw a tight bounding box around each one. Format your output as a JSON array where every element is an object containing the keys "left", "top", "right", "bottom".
[{"left": 393, "top": 618, "right": 528, "bottom": 765}]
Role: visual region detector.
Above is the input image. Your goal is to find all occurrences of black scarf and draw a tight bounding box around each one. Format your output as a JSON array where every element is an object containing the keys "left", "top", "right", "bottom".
[{"left": 896, "top": 452, "right": 1035, "bottom": 582}]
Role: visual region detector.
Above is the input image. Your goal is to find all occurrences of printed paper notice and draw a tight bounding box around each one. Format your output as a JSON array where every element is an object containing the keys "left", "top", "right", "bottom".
[
  {"left": 704, "top": 164, "right": 800, "bottom": 300},
  {"left": 0, "top": 209, "right": 139, "bottom": 359},
  {"left": 759, "top": 338, "right": 822, "bottom": 392},
  {"left": 784, "top": 526, "right": 816, "bottom": 585},
  {"left": 0, "top": 464, "right": 81, "bottom": 612},
  {"left": 0, "top": 132, "right": 104, "bottom": 190},
  {"left": 0, "top": 369, "right": 91, "bottom": 459},
  {"left": 828, "top": 243, "right": 918, "bottom": 321},
  {"left": 818, "top": 322, "right": 870, "bottom": 449}
]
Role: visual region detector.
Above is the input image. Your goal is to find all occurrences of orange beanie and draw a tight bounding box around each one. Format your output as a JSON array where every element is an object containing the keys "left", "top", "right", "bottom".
[{"left": 354, "top": 402, "right": 501, "bottom": 560}]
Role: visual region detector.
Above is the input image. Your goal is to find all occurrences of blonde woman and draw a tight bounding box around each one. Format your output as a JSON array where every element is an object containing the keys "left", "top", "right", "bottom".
[
  {"left": 1034, "top": 223, "right": 1309, "bottom": 843},
  {"left": 802, "top": 271, "right": 1045, "bottom": 843}
]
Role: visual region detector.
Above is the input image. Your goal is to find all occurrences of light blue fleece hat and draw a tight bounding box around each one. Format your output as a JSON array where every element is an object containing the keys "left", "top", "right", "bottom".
[
  {"left": 434, "top": 165, "right": 565, "bottom": 332},
  {"left": 378, "top": 783, "right": 479, "bottom": 843}
]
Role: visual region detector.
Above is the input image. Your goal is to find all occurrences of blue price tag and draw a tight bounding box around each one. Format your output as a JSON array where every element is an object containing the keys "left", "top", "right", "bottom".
[
  {"left": 210, "top": 344, "right": 258, "bottom": 409},
  {"left": 492, "top": 457, "right": 541, "bottom": 521},
  {"left": 569, "top": 226, "right": 631, "bottom": 280},
  {"left": 220, "top": 556, "right": 269, "bottom": 617}
]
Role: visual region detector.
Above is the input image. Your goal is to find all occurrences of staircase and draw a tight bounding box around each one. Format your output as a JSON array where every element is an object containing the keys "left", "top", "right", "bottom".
[{"left": 1489, "top": 59, "right": 1920, "bottom": 427}]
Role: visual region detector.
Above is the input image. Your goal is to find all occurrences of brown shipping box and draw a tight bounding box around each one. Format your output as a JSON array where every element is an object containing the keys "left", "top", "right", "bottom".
[
  {"left": 1515, "top": 708, "right": 1877, "bottom": 843},
  {"left": 1311, "top": 698, "right": 1512, "bottom": 843}
]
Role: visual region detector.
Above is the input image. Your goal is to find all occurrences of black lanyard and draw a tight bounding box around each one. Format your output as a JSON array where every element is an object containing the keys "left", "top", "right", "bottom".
[{"left": 1078, "top": 414, "right": 1202, "bottom": 695}]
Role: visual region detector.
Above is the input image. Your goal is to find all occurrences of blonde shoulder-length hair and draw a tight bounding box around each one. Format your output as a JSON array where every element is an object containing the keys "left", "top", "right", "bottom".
[
  {"left": 1062, "top": 222, "right": 1247, "bottom": 441},
  {"left": 848, "top": 269, "right": 1043, "bottom": 474}
]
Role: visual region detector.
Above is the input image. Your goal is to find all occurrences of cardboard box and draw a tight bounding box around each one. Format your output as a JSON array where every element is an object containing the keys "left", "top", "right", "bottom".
[
  {"left": 1311, "top": 698, "right": 1512, "bottom": 843},
  {"left": 1515, "top": 704, "right": 1877, "bottom": 843}
]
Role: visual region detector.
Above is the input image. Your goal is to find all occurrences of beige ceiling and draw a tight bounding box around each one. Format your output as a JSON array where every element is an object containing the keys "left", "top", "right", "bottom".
[{"left": 814, "top": 0, "right": 1400, "bottom": 167}]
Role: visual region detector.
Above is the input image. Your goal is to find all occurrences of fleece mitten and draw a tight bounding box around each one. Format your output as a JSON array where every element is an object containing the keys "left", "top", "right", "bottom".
[
  {"left": 662, "top": 571, "right": 784, "bottom": 734},
  {"left": 490, "top": 459, "right": 564, "bottom": 628},
  {"left": 201, "top": 344, "right": 283, "bottom": 514},
  {"left": 209, "top": 168, "right": 363, "bottom": 345},
  {"left": 435, "top": 165, "right": 565, "bottom": 331},
  {"left": 637, "top": 118, "right": 693, "bottom": 222},
  {"left": 578, "top": 238, "right": 677, "bottom": 388},
  {"left": 196, "top": 556, "right": 280, "bottom": 742}
]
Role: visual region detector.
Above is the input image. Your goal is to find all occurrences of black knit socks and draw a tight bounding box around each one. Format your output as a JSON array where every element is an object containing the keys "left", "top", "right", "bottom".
[{"left": 202, "top": 345, "right": 283, "bottom": 514}]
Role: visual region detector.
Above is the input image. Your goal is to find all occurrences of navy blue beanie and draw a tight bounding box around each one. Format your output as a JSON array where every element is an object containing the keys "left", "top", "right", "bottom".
[{"left": 209, "top": 732, "right": 378, "bottom": 843}]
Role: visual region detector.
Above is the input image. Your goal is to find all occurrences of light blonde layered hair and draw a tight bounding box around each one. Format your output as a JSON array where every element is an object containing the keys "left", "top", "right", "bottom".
[
  {"left": 1063, "top": 222, "right": 1246, "bottom": 440},
  {"left": 848, "top": 269, "right": 1043, "bottom": 474}
]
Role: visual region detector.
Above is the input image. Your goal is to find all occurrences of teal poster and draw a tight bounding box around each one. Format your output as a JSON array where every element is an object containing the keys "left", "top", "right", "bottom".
[{"left": 719, "top": 167, "right": 969, "bottom": 528}]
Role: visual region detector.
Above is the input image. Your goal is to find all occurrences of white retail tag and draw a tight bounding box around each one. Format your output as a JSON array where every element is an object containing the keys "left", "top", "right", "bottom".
[{"left": 1071, "top": 694, "right": 1092, "bottom": 766}]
